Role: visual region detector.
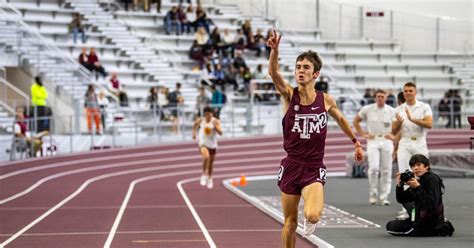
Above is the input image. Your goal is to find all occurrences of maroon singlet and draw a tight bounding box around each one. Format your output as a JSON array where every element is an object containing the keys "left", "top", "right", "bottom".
[{"left": 282, "top": 87, "right": 328, "bottom": 163}]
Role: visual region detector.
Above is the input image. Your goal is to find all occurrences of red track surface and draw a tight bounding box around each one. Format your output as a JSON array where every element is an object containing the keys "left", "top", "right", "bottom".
[{"left": 0, "top": 130, "right": 470, "bottom": 247}]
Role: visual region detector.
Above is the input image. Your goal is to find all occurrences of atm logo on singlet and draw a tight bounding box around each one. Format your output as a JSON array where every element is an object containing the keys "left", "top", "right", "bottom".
[{"left": 291, "top": 113, "right": 327, "bottom": 139}]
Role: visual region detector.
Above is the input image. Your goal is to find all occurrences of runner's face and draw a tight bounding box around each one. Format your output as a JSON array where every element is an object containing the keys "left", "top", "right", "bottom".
[
  {"left": 295, "top": 59, "right": 318, "bottom": 86},
  {"left": 204, "top": 111, "right": 213, "bottom": 121}
]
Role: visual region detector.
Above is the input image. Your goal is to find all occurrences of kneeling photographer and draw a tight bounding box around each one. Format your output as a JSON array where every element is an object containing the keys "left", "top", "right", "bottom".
[{"left": 386, "top": 154, "right": 454, "bottom": 236}]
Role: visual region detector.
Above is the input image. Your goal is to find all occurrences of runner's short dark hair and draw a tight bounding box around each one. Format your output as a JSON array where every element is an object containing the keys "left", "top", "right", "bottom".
[{"left": 296, "top": 50, "right": 323, "bottom": 73}]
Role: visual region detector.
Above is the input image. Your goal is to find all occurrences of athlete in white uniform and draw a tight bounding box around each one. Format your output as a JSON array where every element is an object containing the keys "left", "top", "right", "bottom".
[
  {"left": 192, "top": 107, "right": 222, "bottom": 189},
  {"left": 392, "top": 82, "right": 433, "bottom": 174},
  {"left": 354, "top": 89, "right": 396, "bottom": 206}
]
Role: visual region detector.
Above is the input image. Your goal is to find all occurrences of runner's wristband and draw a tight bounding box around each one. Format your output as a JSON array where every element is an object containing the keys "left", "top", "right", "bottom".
[{"left": 352, "top": 138, "right": 361, "bottom": 147}]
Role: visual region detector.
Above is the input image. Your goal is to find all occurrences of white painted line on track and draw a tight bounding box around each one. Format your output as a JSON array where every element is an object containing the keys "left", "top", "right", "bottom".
[
  {"left": 177, "top": 178, "right": 217, "bottom": 248},
  {"left": 104, "top": 166, "right": 275, "bottom": 248},
  {"left": 176, "top": 171, "right": 276, "bottom": 248},
  {"left": 0, "top": 229, "right": 282, "bottom": 237},
  {"left": 223, "top": 175, "right": 337, "bottom": 248},
  {"left": 1, "top": 161, "right": 276, "bottom": 247},
  {"left": 0, "top": 138, "right": 353, "bottom": 178},
  {"left": 0, "top": 154, "right": 332, "bottom": 205}
]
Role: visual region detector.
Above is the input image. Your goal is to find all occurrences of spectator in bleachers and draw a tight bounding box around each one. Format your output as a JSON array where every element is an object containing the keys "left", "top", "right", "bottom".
[
  {"left": 241, "top": 20, "right": 252, "bottom": 41},
  {"left": 210, "top": 85, "right": 225, "bottom": 118},
  {"left": 84, "top": 85, "right": 101, "bottom": 134},
  {"left": 164, "top": 6, "right": 182, "bottom": 35},
  {"left": 438, "top": 92, "right": 450, "bottom": 128},
  {"left": 189, "top": 40, "right": 206, "bottom": 70},
  {"left": 233, "top": 50, "right": 247, "bottom": 71},
  {"left": 69, "top": 13, "right": 86, "bottom": 44},
  {"left": 121, "top": 0, "right": 132, "bottom": 11},
  {"left": 252, "top": 64, "right": 267, "bottom": 80},
  {"left": 221, "top": 28, "right": 235, "bottom": 57},
  {"left": 97, "top": 91, "right": 109, "bottom": 132},
  {"left": 235, "top": 66, "right": 251, "bottom": 94},
  {"left": 452, "top": 90, "right": 462, "bottom": 128},
  {"left": 152, "top": 0, "right": 161, "bottom": 12},
  {"left": 185, "top": 5, "right": 196, "bottom": 28},
  {"left": 209, "top": 27, "right": 225, "bottom": 55},
  {"left": 158, "top": 86, "right": 170, "bottom": 120},
  {"left": 78, "top": 48, "right": 93, "bottom": 71},
  {"left": 168, "top": 83, "right": 184, "bottom": 133},
  {"left": 234, "top": 29, "right": 247, "bottom": 52},
  {"left": 88, "top": 48, "right": 108, "bottom": 80},
  {"left": 315, "top": 75, "right": 329, "bottom": 93},
  {"left": 361, "top": 88, "right": 375, "bottom": 106},
  {"left": 195, "top": 86, "right": 210, "bottom": 118},
  {"left": 193, "top": 4, "right": 211, "bottom": 34},
  {"left": 14, "top": 112, "right": 47, "bottom": 157},
  {"left": 211, "top": 63, "right": 226, "bottom": 90},
  {"left": 223, "top": 65, "right": 238, "bottom": 91},
  {"left": 177, "top": 5, "right": 192, "bottom": 34},
  {"left": 147, "top": 86, "right": 158, "bottom": 109},
  {"left": 252, "top": 29, "right": 267, "bottom": 58},
  {"left": 195, "top": 27, "right": 209, "bottom": 47},
  {"left": 109, "top": 72, "right": 129, "bottom": 107},
  {"left": 386, "top": 90, "right": 396, "bottom": 108}
]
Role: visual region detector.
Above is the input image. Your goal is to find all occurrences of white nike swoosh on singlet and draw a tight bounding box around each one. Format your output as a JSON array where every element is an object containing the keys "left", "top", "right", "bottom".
[{"left": 311, "top": 107, "right": 320, "bottom": 110}]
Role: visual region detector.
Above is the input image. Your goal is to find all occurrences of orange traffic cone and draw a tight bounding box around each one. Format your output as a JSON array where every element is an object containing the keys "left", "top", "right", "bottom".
[
  {"left": 231, "top": 180, "right": 239, "bottom": 187},
  {"left": 239, "top": 174, "right": 247, "bottom": 186}
]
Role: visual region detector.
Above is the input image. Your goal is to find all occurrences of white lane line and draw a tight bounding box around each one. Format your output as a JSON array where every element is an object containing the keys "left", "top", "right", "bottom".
[
  {"left": 0, "top": 204, "right": 252, "bottom": 211},
  {"left": 176, "top": 171, "right": 276, "bottom": 248},
  {"left": 104, "top": 166, "right": 275, "bottom": 248},
  {"left": 0, "top": 140, "right": 281, "bottom": 176},
  {"left": 0, "top": 139, "right": 353, "bottom": 179},
  {"left": 0, "top": 229, "right": 282, "bottom": 237},
  {"left": 0, "top": 154, "right": 317, "bottom": 205},
  {"left": 177, "top": 178, "right": 217, "bottom": 248},
  {"left": 223, "top": 175, "right": 337, "bottom": 248},
  {"left": 0, "top": 162, "right": 276, "bottom": 247}
]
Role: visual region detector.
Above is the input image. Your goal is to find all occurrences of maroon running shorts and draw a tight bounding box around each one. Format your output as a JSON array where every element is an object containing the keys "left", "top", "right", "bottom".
[
  {"left": 200, "top": 146, "right": 216, "bottom": 155},
  {"left": 277, "top": 157, "right": 326, "bottom": 195}
]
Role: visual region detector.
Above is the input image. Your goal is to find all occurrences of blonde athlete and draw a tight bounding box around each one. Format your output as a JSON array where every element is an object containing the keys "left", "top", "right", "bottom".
[{"left": 192, "top": 107, "right": 223, "bottom": 189}]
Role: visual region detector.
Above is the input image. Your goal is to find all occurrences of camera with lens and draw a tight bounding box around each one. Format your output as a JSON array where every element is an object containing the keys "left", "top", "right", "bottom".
[{"left": 400, "top": 169, "right": 415, "bottom": 183}]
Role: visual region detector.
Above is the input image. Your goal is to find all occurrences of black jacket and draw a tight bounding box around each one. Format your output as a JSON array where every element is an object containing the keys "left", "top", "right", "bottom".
[{"left": 396, "top": 171, "right": 445, "bottom": 230}]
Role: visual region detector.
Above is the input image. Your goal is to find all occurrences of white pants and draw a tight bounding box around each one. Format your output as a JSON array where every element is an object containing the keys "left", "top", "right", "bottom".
[
  {"left": 397, "top": 137, "right": 429, "bottom": 173},
  {"left": 367, "top": 139, "right": 393, "bottom": 201}
]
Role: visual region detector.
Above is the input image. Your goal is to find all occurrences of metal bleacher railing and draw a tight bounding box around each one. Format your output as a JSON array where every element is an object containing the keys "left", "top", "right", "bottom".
[{"left": 0, "top": 1, "right": 125, "bottom": 133}]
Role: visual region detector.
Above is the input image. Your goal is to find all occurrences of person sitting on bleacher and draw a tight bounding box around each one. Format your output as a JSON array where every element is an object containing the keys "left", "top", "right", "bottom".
[
  {"left": 164, "top": 6, "right": 181, "bottom": 35},
  {"left": 78, "top": 47, "right": 93, "bottom": 71},
  {"left": 211, "top": 63, "right": 226, "bottom": 90},
  {"left": 252, "top": 29, "right": 267, "bottom": 58},
  {"left": 195, "top": 27, "right": 211, "bottom": 53},
  {"left": 193, "top": 5, "right": 211, "bottom": 34},
  {"left": 88, "top": 48, "right": 108, "bottom": 80},
  {"left": 233, "top": 50, "right": 247, "bottom": 71},
  {"left": 252, "top": 64, "right": 268, "bottom": 80},
  {"left": 234, "top": 29, "right": 247, "bottom": 53},
  {"left": 177, "top": 5, "right": 192, "bottom": 34},
  {"left": 14, "top": 112, "right": 48, "bottom": 157},
  {"left": 221, "top": 28, "right": 235, "bottom": 58},
  {"left": 109, "top": 72, "right": 129, "bottom": 107},
  {"left": 69, "top": 13, "right": 86, "bottom": 44},
  {"left": 189, "top": 40, "right": 206, "bottom": 70}
]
